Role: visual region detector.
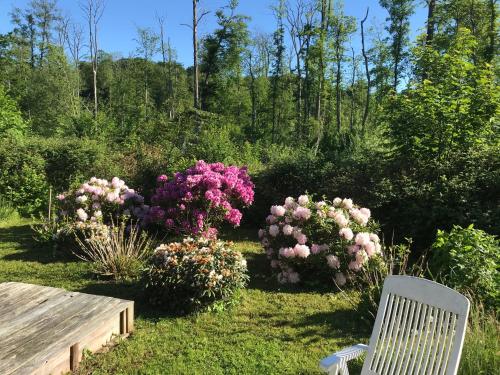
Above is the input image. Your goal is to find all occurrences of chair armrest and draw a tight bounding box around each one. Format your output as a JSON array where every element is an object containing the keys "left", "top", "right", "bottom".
[{"left": 319, "top": 344, "right": 369, "bottom": 374}]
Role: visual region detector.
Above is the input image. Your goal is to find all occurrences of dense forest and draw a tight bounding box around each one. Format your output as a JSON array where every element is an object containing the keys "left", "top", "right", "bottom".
[{"left": 0, "top": 0, "right": 498, "bottom": 251}]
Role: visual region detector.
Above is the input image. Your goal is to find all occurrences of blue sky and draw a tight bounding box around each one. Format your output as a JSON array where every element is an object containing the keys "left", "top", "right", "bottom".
[{"left": 0, "top": 0, "right": 427, "bottom": 67}]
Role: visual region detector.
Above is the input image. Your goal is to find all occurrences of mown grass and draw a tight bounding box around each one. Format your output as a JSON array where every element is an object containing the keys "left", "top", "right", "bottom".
[
  {"left": 0, "top": 218, "right": 497, "bottom": 374},
  {"left": 0, "top": 218, "right": 367, "bottom": 374}
]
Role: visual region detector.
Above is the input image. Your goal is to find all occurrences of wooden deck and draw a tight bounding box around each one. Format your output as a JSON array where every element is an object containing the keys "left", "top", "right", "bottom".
[{"left": 0, "top": 282, "right": 134, "bottom": 375}]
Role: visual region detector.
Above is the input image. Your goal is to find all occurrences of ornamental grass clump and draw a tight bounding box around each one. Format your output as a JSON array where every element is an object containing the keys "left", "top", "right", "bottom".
[
  {"left": 144, "top": 160, "right": 254, "bottom": 238},
  {"left": 260, "top": 195, "right": 383, "bottom": 286},
  {"left": 75, "top": 220, "right": 155, "bottom": 280},
  {"left": 144, "top": 237, "right": 249, "bottom": 313}
]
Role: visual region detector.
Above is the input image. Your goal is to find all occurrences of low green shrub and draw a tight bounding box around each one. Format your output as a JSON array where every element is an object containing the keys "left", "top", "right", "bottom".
[
  {"left": 0, "top": 195, "right": 18, "bottom": 221},
  {"left": 429, "top": 225, "right": 499, "bottom": 308},
  {"left": 0, "top": 137, "right": 50, "bottom": 215},
  {"left": 144, "top": 237, "right": 249, "bottom": 313}
]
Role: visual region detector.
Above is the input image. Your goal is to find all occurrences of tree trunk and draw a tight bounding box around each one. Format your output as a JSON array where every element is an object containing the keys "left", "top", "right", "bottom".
[
  {"left": 349, "top": 47, "right": 356, "bottom": 133},
  {"left": 425, "top": 0, "right": 436, "bottom": 45},
  {"left": 193, "top": 0, "right": 200, "bottom": 109},
  {"left": 486, "top": 0, "right": 497, "bottom": 63},
  {"left": 360, "top": 7, "right": 370, "bottom": 134}
]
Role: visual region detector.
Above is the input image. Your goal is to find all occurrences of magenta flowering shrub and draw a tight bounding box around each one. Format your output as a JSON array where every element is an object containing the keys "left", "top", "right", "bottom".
[
  {"left": 56, "top": 177, "right": 149, "bottom": 224},
  {"left": 260, "top": 195, "right": 383, "bottom": 285},
  {"left": 145, "top": 160, "right": 254, "bottom": 237}
]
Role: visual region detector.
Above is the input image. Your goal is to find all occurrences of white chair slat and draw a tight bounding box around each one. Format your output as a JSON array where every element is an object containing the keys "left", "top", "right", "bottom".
[
  {"left": 364, "top": 277, "right": 469, "bottom": 375},
  {"left": 321, "top": 276, "right": 469, "bottom": 375}
]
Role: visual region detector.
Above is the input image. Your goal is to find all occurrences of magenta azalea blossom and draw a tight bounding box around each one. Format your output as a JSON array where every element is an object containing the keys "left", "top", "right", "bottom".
[{"left": 145, "top": 160, "right": 254, "bottom": 238}]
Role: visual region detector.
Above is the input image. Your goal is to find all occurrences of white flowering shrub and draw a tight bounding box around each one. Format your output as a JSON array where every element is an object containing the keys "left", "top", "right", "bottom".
[
  {"left": 144, "top": 237, "right": 249, "bottom": 313},
  {"left": 259, "top": 195, "right": 383, "bottom": 286},
  {"left": 35, "top": 177, "right": 149, "bottom": 254},
  {"left": 56, "top": 177, "right": 149, "bottom": 225}
]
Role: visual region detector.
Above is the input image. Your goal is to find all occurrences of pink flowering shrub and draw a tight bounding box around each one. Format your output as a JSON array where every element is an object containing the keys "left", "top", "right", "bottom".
[
  {"left": 144, "top": 160, "right": 254, "bottom": 238},
  {"left": 56, "top": 177, "right": 149, "bottom": 225},
  {"left": 260, "top": 195, "right": 383, "bottom": 285}
]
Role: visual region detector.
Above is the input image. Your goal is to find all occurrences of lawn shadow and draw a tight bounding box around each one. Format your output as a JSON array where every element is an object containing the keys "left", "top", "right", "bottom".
[
  {"left": 0, "top": 224, "right": 78, "bottom": 264},
  {"left": 77, "top": 281, "right": 185, "bottom": 322},
  {"left": 288, "top": 309, "right": 372, "bottom": 344}
]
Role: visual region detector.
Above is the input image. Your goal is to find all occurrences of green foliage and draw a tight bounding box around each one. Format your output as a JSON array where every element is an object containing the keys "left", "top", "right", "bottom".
[
  {"left": 0, "top": 84, "right": 26, "bottom": 137},
  {"left": 429, "top": 225, "right": 499, "bottom": 307},
  {"left": 144, "top": 238, "right": 249, "bottom": 313},
  {"left": 0, "top": 195, "right": 18, "bottom": 221},
  {"left": 459, "top": 302, "right": 500, "bottom": 375},
  {"left": 0, "top": 137, "right": 49, "bottom": 215},
  {"left": 387, "top": 29, "right": 499, "bottom": 164}
]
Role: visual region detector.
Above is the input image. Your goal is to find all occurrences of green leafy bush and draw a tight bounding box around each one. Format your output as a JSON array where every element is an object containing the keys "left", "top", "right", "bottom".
[
  {"left": 0, "top": 137, "right": 49, "bottom": 215},
  {"left": 144, "top": 237, "right": 249, "bottom": 313},
  {"left": 429, "top": 225, "right": 499, "bottom": 307},
  {"left": 0, "top": 195, "right": 18, "bottom": 221}
]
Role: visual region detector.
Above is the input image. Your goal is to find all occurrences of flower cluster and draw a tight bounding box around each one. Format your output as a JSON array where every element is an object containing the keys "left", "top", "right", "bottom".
[
  {"left": 56, "top": 177, "right": 149, "bottom": 224},
  {"left": 260, "top": 195, "right": 383, "bottom": 285},
  {"left": 144, "top": 237, "right": 249, "bottom": 312},
  {"left": 145, "top": 160, "right": 254, "bottom": 237}
]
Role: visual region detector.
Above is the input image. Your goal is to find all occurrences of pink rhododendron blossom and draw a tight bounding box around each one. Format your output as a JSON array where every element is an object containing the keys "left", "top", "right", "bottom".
[
  {"left": 311, "top": 244, "right": 321, "bottom": 254},
  {"left": 360, "top": 208, "right": 371, "bottom": 219},
  {"left": 335, "top": 272, "right": 347, "bottom": 286},
  {"left": 262, "top": 195, "right": 381, "bottom": 286},
  {"left": 288, "top": 271, "right": 300, "bottom": 284},
  {"left": 56, "top": 194, "right": 65, "bottom": 201},
  {"left": 315, "top": 201, "right": 326, "bottom": 209},
  {"left": 269, "top": 225, "right": 280, "bottom": 237},
  {"left": 293, "top": 244, "right": 310, "bottom": 258},
  {"left": 333, "top": 212, "right": 349, "bottom": 228},
  {"left": 284, "top": 197, "right": 295, "bottom": 209},
  {"left": 266, "top": 215, "right": 277, "bottom": 224},
  {"left": 298, "top": 195, "right": 309, "bottom": 206},
  {"left": 258, "top": 229, "right": 266, "bottom": 239},
  {"left": 339, "top": 227, "right": 354, "bottom": 240},
  {"left": 76, "top": 195, "right": 87, "bottom": 204},
  {"left": 347, "top": 245, "right": 360, "bottom": 255},
  {"left": 76, "top": 208, "right": 88, "bottom": 221},
  {"left": 355, "top": 232, "right": 371, "bottom": 246},
  {"left": 293, "top": 206, "right": 311, "bottom": 220},
  {"left": 355, "top": 250, "right": 368, "bottom": 265},
  {"left": 326, "top": 255, "right": 340, "bottom": 269},
  {"left": 145, "top": 161, "right": 254, "bottom": 238},
  {"left": 349, "top": 261, "right": 362, "bottom": 271},
  {"left": 327, "top": 208, "right": 336, "bottom": 218},
  {"left": 282, "top": 224, "right": 293, "bottom": 236},
  {"left": 271, "top": 205, "right": 286, "bottom": 217},
  {"left": 364, "top": 241, "right": 376, "bottom": 257},
  {"left": 341, "top": 198, "right": 353, "bottom": 209},
  {"left": 297, "top": 233, "right": 308, "bottom": 245},
  {"left": 279, "top": 247, "right": 295, "bottom": 258}
]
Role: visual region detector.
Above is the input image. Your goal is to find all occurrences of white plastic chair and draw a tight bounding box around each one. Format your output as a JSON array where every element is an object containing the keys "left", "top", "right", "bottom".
[{"left": 320, "top": 276, "right": 470, "bottom": 375}]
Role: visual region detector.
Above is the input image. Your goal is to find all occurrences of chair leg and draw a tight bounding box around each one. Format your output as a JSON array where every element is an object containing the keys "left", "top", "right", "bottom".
[
  {"left": 327, "top": 364, "right": 340, "bottom": 375},
  {"left": 339, "top": 361, "right": 349, "bottom": 375}
]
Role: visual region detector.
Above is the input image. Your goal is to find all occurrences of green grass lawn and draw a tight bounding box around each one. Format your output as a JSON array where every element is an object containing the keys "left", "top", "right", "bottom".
[{"left": 0, "top": 218, "right": 368, "bottom": 375}]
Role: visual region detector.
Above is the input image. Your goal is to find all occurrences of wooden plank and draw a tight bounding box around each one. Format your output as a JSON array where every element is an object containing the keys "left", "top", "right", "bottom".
[{"left": 0, "top": 282, "right": 134, "bottom": 375}]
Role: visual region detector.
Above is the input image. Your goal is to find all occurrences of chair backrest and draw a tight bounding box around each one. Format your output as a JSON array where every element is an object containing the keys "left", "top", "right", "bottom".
[{"left": 361, "top": 276, "right": 470, "bottom": 375}]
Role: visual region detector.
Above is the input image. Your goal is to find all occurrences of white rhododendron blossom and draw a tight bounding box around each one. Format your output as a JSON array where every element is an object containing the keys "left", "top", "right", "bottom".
[{"left": 259, "top": 194, "right": 383, "bottom": 285}]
